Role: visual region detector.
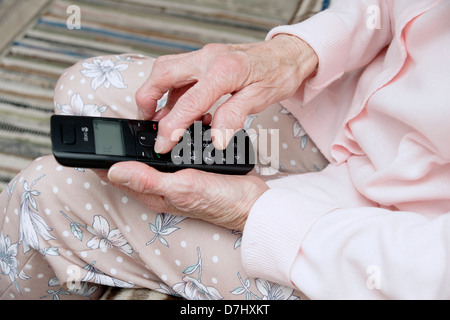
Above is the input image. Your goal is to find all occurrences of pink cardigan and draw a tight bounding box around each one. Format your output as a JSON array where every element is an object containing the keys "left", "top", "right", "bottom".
[{"left": 241, "top": 0, "right": 450, "bottom": 299}]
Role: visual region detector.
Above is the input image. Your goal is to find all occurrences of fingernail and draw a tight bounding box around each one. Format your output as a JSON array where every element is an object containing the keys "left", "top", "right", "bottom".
[
  {"left": 108, "top": 167, "right": 130, "bottom": 185},
  {"left": 213, "top": 126, "right": 228, "bottom": 150},
  {"left": 154, "top": 136, "right": 165, "bottom": 154}
]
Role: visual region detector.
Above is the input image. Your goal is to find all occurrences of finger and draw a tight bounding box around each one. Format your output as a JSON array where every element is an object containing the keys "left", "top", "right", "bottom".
[
  {"left": 107, "top": 161, "right": 170, "bottom": 195},
  {"left": 165, "top": 84, "right": 195, "bottom": 110},
  {"left": 150, "top": 84, "right": 194, "bottom": 121},
  {"left": 95, "top": 165, "right": 170, "bottom": 213},
  {"left": 111, "top": 182, "right": 172, "bottom": 214},
  {"left": 216, "top": 85, "right": 272, "bottom": 126},
  {"left": 107, "top": 162, "right": 203, "bottom": 216},
  {"left": 153, "top": 109, "right": 211, "bottom": 127},
  {"left": 210, "top": 87, "right": 269, "bottom": 149},
  {"left": 150, "top": 106, "right": 169, "bottom": 122},
  {"left": 154, "top": 80, "right": 224, "bottom": 153},
  {"left": 135, "top": 56, "right": 200, "bottom": 120},
  {"left": 201, "top": 113, "right": 212, "bottom": 125}
]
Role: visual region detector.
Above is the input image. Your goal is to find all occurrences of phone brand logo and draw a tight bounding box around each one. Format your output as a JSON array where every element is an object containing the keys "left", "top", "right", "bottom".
[{"left": 81, "top": 127, "right": 89, "bottom": 142}]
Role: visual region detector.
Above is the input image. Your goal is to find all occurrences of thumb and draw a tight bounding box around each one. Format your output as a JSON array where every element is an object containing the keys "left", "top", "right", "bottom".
[{"left": 108, "top": 161, "right": 169, "bottom": 195}]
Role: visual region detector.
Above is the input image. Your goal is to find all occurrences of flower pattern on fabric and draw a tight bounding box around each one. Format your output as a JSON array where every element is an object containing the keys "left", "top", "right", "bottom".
[
  {"left": 0, "top": 232, "right": 19, "bottom": 290},
  {"left": 82, "top": 261, "right": 134, "bottom": 288},
  {"left": 146, "top": 213, "right": 187, "bottom": 247},
  {"left": 231, "top": 272, "right": 300, "bottom": 300},
  {"left": 5, "top": 177, "right": 17, "bottom": 197},
  {"left": 60, "top": 210, "right": 85, "bottom": 242},
  {"left": 40, "top": 278, "right": 72, "bottom": 300},
  {"left": 86, "top": 215, "right": 133, "bottom": 256},
  {"left": 157, "top": 247, "right": 223, "bottom": 300},
  {"left": 232, "top": 229, "right": 242, "bottom": 249},
  {"left": 280, "top": 108, "right": 308, "bottom": 149},
  {"left": 2, "top": 173, "right": 103, "bottom": 299},
  {"left": 19, "top": 175, "right": 56, "bottom": 254},
  {"left": 57, "top": 93, "right": 108, "bottom": 116},
  {"left": 60, "top": 211, "right": 133, "bottom": 256},
  {"left": 80, "top": 58, "right": 129, "bottom": 91},
  {"left": 174, "top": 275, "right": 223, "bottom": 300},
  {"left": 41, "top": 275, "right": 100, "bottom": 300}
]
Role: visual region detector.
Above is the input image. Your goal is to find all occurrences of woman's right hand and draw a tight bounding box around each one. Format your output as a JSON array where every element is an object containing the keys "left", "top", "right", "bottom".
[{"left": 136, "top": 34, "right": 319, "bottom": 153}]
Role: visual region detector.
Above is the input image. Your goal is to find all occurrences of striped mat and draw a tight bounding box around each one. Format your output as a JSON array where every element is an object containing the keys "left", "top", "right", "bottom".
[{"left": 0, "top": 0, "right": 328, "bottom": 191}]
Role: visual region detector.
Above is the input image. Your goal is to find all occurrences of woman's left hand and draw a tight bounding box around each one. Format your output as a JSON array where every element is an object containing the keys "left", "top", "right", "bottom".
[{"left": 102, "top": 162, "right": 269, "bottom": 231}]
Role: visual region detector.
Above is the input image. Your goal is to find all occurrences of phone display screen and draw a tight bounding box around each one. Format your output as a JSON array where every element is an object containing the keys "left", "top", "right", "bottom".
[{"left": 93, "top": 119, "right": 125, "bottom": 156}]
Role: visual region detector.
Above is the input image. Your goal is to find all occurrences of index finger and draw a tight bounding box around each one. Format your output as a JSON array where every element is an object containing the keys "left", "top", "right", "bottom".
[
  {"left": 154, "top": 78, "right": 225, "bottom": 154},
  {"left": 135, "top": 54, "right": 200, "bottom": 120}
]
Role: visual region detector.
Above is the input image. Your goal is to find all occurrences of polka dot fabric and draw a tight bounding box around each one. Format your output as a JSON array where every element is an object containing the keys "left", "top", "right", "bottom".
[{"left": 0, "top": 54, "right": 327, "bottom": 300}]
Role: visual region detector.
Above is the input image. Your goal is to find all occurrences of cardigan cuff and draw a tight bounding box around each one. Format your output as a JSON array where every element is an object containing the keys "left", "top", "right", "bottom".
[{"left": 241, "top": 187, "right": 335, "bottom": 287}]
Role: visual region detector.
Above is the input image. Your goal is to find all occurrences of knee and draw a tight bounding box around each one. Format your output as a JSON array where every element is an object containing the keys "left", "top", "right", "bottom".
[
  {"left": 14, "top": 155, "right": 103, "bottom": 221},
  {"left": 15, "top": 155, "right": 94, "bottom": 206},
  {"left": 3, "top": 156, "right": 62, "bottom": 232},
  {"left": 53, "top": 60, "right": 86, "bottom": 113},
  {"left": 4, "top": 155, "right": 103, "bottom": 254},
  {"left": 16, "top": 156, "right": 67, "bottom": 198},
  {"left": 53, "top": 54, "right": 156, "bottom": 117}
]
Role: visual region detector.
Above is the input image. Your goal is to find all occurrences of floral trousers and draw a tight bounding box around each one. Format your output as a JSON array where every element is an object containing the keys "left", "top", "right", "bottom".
[{"left": 0, "top": 54, "right": 328, "bottom": 300}]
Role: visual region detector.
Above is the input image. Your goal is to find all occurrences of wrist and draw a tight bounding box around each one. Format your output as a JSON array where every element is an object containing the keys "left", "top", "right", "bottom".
[
  {"left": 272, "top": 34, "right": 318, "bottom": 79},
  {"left": 235, "top": 177, "right": 269, "bottom": 232}
]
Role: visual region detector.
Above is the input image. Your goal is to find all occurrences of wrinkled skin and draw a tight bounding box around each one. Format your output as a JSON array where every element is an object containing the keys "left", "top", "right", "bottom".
[{"left": 106, "top": 34, "right": 319, "bottom": 231}]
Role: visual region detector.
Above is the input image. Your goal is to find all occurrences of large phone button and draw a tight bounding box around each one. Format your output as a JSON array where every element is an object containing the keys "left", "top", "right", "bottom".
[{"left": 138, "top": 132, "right": 157, "bottom": 147}]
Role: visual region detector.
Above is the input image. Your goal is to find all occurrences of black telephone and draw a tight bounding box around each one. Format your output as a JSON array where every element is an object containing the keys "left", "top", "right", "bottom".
[{"left": 50, "top": 115, "right": 255, "bottom": 175}]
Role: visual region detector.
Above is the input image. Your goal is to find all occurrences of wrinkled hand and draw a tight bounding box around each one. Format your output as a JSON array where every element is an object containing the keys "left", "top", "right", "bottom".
[
  {"left": 105, "top": 35, "right": 318, "bottom": 230},
  {"left": 136, "top": 34, "right": 318, "bottom": 153},
  {"left": 102, "top": 162, "right": 269, "bottom": 231}
]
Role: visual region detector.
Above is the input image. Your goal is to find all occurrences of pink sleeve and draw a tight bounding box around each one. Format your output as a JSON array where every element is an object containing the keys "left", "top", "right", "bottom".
[
  {"left": 290, "top": 196, "right": 450, "bottom": 299},
  {"left": 242, "top": 164, "right": 450, "bottom": 299},
  {"left": 241, "top": 0, "right": 450, "bottom": 299},
  {"left": 266, "top": 0, "right": 393, "bottom": 104},
  {"left": 241, "top": 163, "right": 371, "bottom": 291},
  {"left": 241, "top": 1, "right": 395, "bottom": 288}
]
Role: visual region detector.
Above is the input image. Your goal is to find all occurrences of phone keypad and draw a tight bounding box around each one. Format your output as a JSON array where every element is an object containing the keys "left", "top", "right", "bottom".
[
  {"left": 134, "top": 121, "right": 250, "bottom": 166},
  {"left": 171, "top": 128, "right": 247, "bottom": 166},
  {"left": 134, "top": 121, "right": 169, "bottom": 161}
]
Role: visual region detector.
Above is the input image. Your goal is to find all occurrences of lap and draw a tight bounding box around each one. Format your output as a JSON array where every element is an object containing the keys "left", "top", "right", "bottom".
[
  {"left": 1, "top": 53, "right": 327, "bottom": 299},
  {"left": 1, "top": 155, "right": 304, "bottom": 300}
]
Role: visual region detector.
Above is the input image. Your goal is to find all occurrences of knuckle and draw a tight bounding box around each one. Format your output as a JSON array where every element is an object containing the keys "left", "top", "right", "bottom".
[
  {"left": 214, "top": 55, "right": 239, "bottom": 75},
  {"left": 135, "top": 87, "right": 147, "bottom": 104},
  {"left": 129, "top": 170, "right": 152, "bottom": 194},
  {"left": 209, "top": 57, "right": 247, "bottom": 92},
  {"left": 158, "top": 116, "right": 179, "bottom": 137},
  {"left": 178, "top": 90, "right": 204, "bottom": 112},
  {"left": 168, "top": 90, "right": 208, "bottom": 122},
  {"left": 154, "top": 54, "right": 170, "bottom": 65},
  {"left": 202, "top": 43, "right": 242, "bottom": 72},
  {"left": 152, "top": 56, "right": 173, "bottom": 80},
  {"left": 217, "top": 104, "right": 246, "bottom": 124},
  {"left": 201, "top": 43, "right": 225, "bottom": 55}
]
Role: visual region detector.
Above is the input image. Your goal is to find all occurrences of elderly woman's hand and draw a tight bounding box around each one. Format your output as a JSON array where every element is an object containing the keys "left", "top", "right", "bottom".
[
  {"left": 104, "top": 162, "right": 269, "bottom": 231},
  {"left": 107, "top": 35, "right": 318, "bottom": 230},
  {"left": 136, "top": 34, "right": 318, "bottom": 153}
]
